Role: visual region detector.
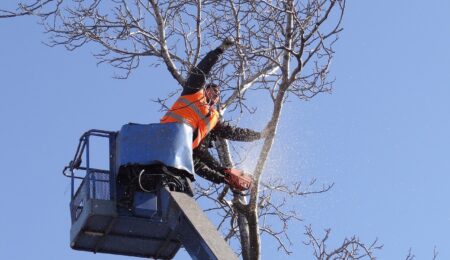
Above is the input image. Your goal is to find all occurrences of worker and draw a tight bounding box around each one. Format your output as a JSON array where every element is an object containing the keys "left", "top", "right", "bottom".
[{"left": 161, "top": 38, "right": 271, "bottom": 191}]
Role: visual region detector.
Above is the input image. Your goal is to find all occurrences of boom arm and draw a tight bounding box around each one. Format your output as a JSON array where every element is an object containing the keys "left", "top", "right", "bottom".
[{"left": 164, "top": 188, "right": 238, "bottom": 260}]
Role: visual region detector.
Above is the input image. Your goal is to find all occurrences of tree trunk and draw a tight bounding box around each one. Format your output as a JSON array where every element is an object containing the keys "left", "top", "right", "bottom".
[{"left": 216, "top": 138, "right": 251, "bottom": 260}]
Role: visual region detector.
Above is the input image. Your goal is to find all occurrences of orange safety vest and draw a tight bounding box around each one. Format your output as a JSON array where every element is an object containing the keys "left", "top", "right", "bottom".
[{"left": 160, "top": 89, "right": 220, "bottom": 149}]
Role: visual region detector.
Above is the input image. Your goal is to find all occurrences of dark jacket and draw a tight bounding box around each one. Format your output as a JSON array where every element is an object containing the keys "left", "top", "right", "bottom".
[{"left": 193, "top": 121, "right": 261, "bottom": 184}]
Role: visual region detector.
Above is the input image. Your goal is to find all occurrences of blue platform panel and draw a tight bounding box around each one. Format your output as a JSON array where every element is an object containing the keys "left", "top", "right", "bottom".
[{"left": 116, "top": 122, "right": 195, "bottom": 177}]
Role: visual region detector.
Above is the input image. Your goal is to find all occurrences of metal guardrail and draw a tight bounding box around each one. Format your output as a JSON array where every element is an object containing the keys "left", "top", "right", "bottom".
[{"left": 62, "top": 129, "right": 117, "bottom": 217}]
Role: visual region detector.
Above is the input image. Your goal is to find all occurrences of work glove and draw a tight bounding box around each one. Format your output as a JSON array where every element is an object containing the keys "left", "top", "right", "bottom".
[
  {"left": 218, "top": 36, "right": 235, "bottom": 51},
  {"left": 223, "top": 168, "right": 253, "bottom": 191}
]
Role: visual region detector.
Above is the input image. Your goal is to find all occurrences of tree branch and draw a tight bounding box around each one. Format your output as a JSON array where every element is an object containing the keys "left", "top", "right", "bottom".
[{"left": 149, "top": 0, "right": 185, "bottom": 85}]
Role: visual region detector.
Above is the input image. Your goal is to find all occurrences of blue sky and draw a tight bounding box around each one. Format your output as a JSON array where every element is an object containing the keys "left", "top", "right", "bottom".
[{"left": 1, "top": 1, "right": 449, "bottom": 259}]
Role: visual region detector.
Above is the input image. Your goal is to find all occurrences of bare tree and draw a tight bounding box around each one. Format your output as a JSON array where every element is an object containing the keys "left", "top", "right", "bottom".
[
  {"left": 0, "top": 0, "right": 59, "bottom": 18},
  {"left": 433, "top": 247, "right": 439, "bottom": 260},
  {"left": 405, "top": 247, "right": 439, "bottom": 260},
  {"left": 1, "top": 1, "right": 356, "bottom": 259},
  {"left": 405, "top": 248, "right": 416, "bottom": 260},
  {"left": 304, "top": 225, "right": 383, "bottom": 260}
]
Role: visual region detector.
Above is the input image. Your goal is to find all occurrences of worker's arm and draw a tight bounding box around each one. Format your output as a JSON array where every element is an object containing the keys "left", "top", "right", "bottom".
[
  {"left": 193, "top": 133, "right": 254, "bottom": 191},
  {"left": 182, "top": 38, "right": 234, "bottom": 95},
  {"left": 210, "top": 121, "right": 262, "bottom": 142},
  {"left": 193, "top": 144, "right": 226, "bottom": 184}
]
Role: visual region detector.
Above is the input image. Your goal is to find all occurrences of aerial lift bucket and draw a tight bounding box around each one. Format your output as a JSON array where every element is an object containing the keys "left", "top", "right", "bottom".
[{"left": 63, "top": 123, "right": 238, "bottom": 260}]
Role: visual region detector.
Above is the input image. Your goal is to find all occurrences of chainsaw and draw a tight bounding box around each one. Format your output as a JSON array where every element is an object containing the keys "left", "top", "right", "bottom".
[{"left": 224, "top": 168, "right": 253, "bottom": 191}]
